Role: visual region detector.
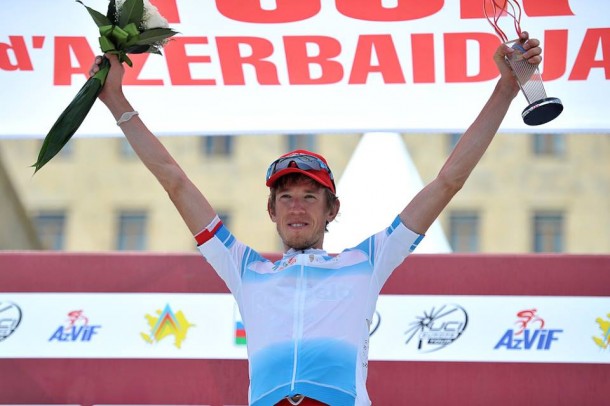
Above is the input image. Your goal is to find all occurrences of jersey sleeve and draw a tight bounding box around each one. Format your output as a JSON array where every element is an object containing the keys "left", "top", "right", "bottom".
[
  {"left": 195, "top": 216, "right": 266, "bottom": 296},
  {"left": 351, "top": 215, "right": 424, "bottom": 289}
]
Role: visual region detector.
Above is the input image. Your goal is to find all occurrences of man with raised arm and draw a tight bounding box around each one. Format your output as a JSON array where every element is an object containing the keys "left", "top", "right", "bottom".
[{"left": 91, "top": 32, "right": 541, "bottom": 406}]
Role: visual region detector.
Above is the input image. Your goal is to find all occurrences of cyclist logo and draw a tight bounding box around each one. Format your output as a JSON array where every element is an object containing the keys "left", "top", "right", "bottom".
[
  {"left": 495, "top": 308, "right": 563, "bottom": 351},
  {"left": 592, "top": 313, "right": 610, "bottom": 351},
  {"left": 48, "top": 310, "right": 101, "bottom": 342},
  {"left": 66, "top": 310, "right": 89, "bottom": 328},
  {"left": 514, "top": 308, "right": 545, "bottom": 335}
]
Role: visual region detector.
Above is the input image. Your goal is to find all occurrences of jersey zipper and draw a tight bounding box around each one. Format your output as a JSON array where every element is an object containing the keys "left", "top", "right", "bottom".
[{"left": 290, "top": 260, "right": 306, "bottom": 391}]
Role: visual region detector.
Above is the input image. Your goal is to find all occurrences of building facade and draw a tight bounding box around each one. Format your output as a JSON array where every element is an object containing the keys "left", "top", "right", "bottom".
[
  {"left": 0, "top": 147, "right": 41, "bottom": 250},
  {"left": 0, "top": 132, "right": 608, "bottom": 253}
]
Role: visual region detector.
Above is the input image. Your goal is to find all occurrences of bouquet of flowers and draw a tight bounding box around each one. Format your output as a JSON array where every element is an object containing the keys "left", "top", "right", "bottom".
[{"left": 33, "top": 0, "right": 178, "bottom": 173}]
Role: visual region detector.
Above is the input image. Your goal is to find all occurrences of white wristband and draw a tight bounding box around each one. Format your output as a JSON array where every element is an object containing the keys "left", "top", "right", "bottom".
[{"left": 116, "top": 111, "right": 139, "bottom": 126}]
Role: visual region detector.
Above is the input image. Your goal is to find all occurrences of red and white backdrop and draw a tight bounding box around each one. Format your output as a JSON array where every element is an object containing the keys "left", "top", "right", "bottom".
[
  {"left": 0, "top": 0, "right": 609, "bottom": 137},
  {"left": 1, "top": 2, "right": 610, "bottom": 403},
  {"left": 0, "top": 252, "right": 609, "bottom": 405}
]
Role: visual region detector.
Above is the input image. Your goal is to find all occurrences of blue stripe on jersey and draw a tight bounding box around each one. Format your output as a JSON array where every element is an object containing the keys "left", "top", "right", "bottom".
[
  {"left": 215, "top": 224, "right": 235, "bottom": 248},
  {"left": 242, "top": 247, "right": 253, "bottom": 277},
  {"left": 387, "top": 214, "right": 403, "bottom": 234},
  {"left": 410, "top": 234, "right": 425, "bottom": 252}
]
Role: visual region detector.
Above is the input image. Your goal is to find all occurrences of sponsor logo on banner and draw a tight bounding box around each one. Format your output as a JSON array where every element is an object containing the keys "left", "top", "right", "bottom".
[
  {"left": 369, "top": 311, "right": 381, "bottom": 336},
  {"left": 0, "top": 301, "right": 22, "bottom": 342},
  {"left": 592, "top": 313, "right": 610, "bottom": 351},
  {"left": 234, "top": 303, "right": 246, "bottom": 346},
  {"left": 48, "top": 310, "right": 101, "bottom": 342},
  {"left": 362, "top": 310, "right": 381, "bottom": 368},
  {"left": 494, "top": 308, "right": 563, "bottom": 351},
  {"left": 405, "top": 304, "right": 468, "bottom": 353},
  {"left": 141, "top": 304, "right": 194, "bottom": 349}
]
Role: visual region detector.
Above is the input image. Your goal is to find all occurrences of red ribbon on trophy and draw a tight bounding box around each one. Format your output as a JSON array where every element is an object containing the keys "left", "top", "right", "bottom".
[{"left": 484, "top": 0, "right": 563, "bottom": 126}]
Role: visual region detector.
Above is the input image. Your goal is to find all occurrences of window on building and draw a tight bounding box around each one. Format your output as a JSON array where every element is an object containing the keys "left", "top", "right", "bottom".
[
  {"left": 217, "top": 211, "right": 231, "bottom": 229},
  {"left": 39, "top": 139, "right": 73, "bottom": 160},
  {"left": 447, "top": 133, "right": 461, "bottom": 153},
  {"left": 116, "top": 211, "right": 148, "bottom": 251},
  {"left": 449, "top": 211, "right": 480, "bottom": 252},
  {"left": 201, "top": 135, "right": 234, "bottom": 157},
  {"left": 58, "top": 141, "right": 74, "bottom": 158},
  {"left": 34, "top": 211, "right": 66, "bottom": 250},
  {"left": 533, "top": 212, "right": 564, "bottom": 252},
  {"left": 287, "top": 134, "right": 316, "bottom": 151},
  {"left": 532, "top": 133, "right": 565, "bottom": 156},
  {"left": 118, "top": 138, "right": 137, "bottom": 159}
]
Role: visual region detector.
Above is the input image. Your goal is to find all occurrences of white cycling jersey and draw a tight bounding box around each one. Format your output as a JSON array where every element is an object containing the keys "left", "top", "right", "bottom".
[{"left": 197, "top": 215, "right": 423, "bottom": 406}]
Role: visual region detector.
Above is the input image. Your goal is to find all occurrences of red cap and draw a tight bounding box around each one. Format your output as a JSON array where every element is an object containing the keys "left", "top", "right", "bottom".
[{"left": 265, "top": 149, "right": 336, "bottom": 194}]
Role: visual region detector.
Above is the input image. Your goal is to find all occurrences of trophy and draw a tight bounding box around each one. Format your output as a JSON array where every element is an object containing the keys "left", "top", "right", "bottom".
[{"left": 484, "top": 0, "right": 563, "bottom": 126}]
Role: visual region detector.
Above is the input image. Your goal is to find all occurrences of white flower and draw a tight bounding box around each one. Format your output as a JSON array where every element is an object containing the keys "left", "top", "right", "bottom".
[
  {"left": 114, "top": 0, "right": 127, "bottom": 11},
  {"left": 142, "top": 0, "right": 169, "bottom": 29},
  {"left": 113, "top": 0, "right": 169, "bottom": 29}
]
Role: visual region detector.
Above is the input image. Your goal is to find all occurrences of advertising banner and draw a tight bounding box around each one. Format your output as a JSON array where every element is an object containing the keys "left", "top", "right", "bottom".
[
  {"left": 1, "top": 252, "right": 609, "bottom": 405},
  {"left": 1, "top": 293, "right": 608, "bottom": 364},
  {"left": 1, "top": 0, "right": 609, "bottom": 138}
]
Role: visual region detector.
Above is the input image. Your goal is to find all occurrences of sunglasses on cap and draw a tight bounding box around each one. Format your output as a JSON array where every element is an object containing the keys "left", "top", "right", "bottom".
[
  {"left": 266, "top": 153, "right": 334, "bottom": 180},
  {"left": 266, "top": 153, "right": 335, "bottom": 183}
]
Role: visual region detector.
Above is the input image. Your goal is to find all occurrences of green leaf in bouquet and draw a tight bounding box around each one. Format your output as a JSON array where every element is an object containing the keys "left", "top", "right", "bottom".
[
  {"left": 125, "top": 44, "right": 152, "bottom": 54},
  {"left": 118, "top": 0, "right": 144, "bottom": 29},
  {"left": 120, "top": 53, "right": 134, "bottom": 67},
  {"left": 33, "top": 59, "right": 110, "bottom": 173},
  {"left": 99, "top": 35, "right": 116, "bottom": 52},
  {"left": 123, "top": 23, "right": 140, "bottom": 38},
  {"left": 107, "top": 0, "right": 118, "bottom": 25},
  {"left": 126, "top": 28, "right": 178, "bottom": 47},
  {"left": 76, "top": 0, "right": 112, "bottom": 27},
  {"left": 109, "top": 25, "right": 131, "bottom": 47}
]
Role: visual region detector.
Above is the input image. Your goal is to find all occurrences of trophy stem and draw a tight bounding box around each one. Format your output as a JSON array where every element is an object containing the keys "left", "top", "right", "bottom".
[{"left": 507, "top": 41, "right": 564, "bottom": 126}]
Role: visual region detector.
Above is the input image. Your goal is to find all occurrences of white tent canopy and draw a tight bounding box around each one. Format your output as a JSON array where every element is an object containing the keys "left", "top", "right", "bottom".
[{"left": 326, "top": 132, "right": 451, "bottom": 254}]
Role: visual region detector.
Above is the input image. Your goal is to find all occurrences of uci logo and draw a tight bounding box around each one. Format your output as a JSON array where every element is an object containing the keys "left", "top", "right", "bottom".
[{"left": 0, "top": 301, "right": 23, "bottom": 342}]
